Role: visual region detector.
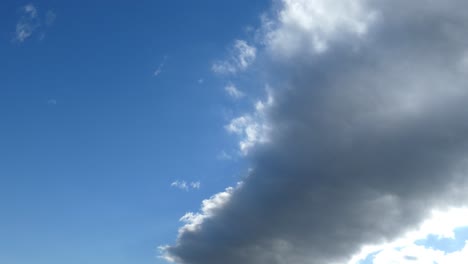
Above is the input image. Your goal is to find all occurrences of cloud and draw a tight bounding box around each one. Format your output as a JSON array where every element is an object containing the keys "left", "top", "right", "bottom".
[
  {"left": 171, "top": 181, "right": 201, "bottom": 191},
  {"left": 224, "top": 84, "right": 245, "bottom": 99},
  {"left": 190, "top": 182, "right": 201, "bottom": 190},
  {"left": 163, "top": 0, "right": 468, "bottom": 264},
  {"left": 212, "top": 40, "right": 257, "bottom": 74},
  {"left": 14, "top": 4, "right": 40, "bottom": 43},
  {"left": 24, "top": 4, "right": 38, "bottom": 18},
  {"left": 225, "top": 91, "right": 273, "bottom": 155},
  {"left": 154, "top": 57, "right": 167, "bottom": 77},
  {"left": 262, "top": 0, "right": 377, "bottom": 59},
  {"left": 13, "top": 4, "right": 56, "bottom": 43}
]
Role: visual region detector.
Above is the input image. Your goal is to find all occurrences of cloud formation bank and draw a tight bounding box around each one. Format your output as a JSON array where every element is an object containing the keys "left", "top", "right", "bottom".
[{"left": 162, "top": 0, "right": 468, "bottom": 263}]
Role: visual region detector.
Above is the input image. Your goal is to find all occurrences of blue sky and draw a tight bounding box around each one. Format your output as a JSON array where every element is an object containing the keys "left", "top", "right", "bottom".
[
  {"left": 3, "top": 1, "right": 468, "bottom": 264},
  {"left": 0, "top": 1, "right": 268, "bottom": 263}
]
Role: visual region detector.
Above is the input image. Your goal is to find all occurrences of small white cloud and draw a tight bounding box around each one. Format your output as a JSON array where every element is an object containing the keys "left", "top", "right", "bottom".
[
  {"left": 178, "top": 185, "right": 237, "bottom": 233},
  {"left": 13, "top": 4, "right": 56, "bottom": 43},
  {"left": 224, "top": 84, "right": 245, "bottom": 99},
  {"left": 198, "top": 78, "right": 204, "bottom": 84},
  {"left": 262, "top": 0, "right": 377, "bottom": 59},
  {"left": 212, "top": 40, "right": 257, "bottom": 74},
  {"left": 15, "top": 22, "right": 36, "bottom": 42},
  {"left": 234, "top": 40, "right": 257, "bottom": 70},
  {"left": 190, "top": 182, "right": 201, "bottom": 189},
  {"left": 351, "top": 208, "right": 468, "bottom": 264},
  {"left": 171, "top": 180, "right": 201, "bottom": 191},
  {"left": 154, "top": 56, "right": 167, "bottom": 77},
  {"left": 153, "top": 63, "right": 164, "bottom": 76},
  {"left": 171, "top": 180, "right": 188, "bottom": 191},
  {"left": 47, "top": 99, "right": 57, "bottom": 105}
]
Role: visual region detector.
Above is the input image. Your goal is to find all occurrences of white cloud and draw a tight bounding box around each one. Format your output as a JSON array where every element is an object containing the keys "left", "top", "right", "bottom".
[
  {"left": 350, "top": 208, "right": 468, "bottom": 264},
  {"left": 224, "top": 84, "right": 245, "bottom": 99},
  {"left": 190, "top": 182, "right": 201, "bottom": 189},
  {"left": 234, "top": 40, "right": 257, "bottom": 70},
  {"left": 171, "top": 180, "right": 201, "bottom": 191},
  {"left": 171, "top": 180, "right": 188, "bottom": 191},
  {"left": 154, "top": 57, "right": 167, "bottom": 77},
  {"left": 13, "top": 4, "right": 56, "bottom": 43},
  {"left": 160, "top": 184, "right": 241, "bottom": 263},
  {"left": 225, "top": 90, "right": 273, "bottom": 154},
  {"left": 263, "top": 0, "right": 378, "bottom": 59},
  {"left": 212, "top": 40, "right": 257, "bottom": 74},
  {"left": 368, "top": 240, "right": 468, "bottom": 264}
]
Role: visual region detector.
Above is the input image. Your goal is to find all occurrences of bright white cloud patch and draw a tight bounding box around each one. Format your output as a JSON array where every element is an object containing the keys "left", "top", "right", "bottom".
[
  {"left": 24, "top": 4, "right": 38, "bottom": 18},
  {"left": 263, "top": 0, "right": 377, "bottom": 58},
  {"left": 14, "top": 4, "right": 39, "bottom": 43},
  {"left": 225, "top": 91, "right": 273, "bottom": 155},
  {"left": 212, "top": 40, "right": 257, "bottom": 74},
  {"left": 351, "top": 207, "right": 468, "bottom": 263}
]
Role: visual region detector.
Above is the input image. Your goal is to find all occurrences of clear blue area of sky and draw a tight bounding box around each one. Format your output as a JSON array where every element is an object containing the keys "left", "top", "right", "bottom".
[
  {"left": 0, "top": 1, "right": 269, "bottom": 264},
  {"left": 415, "top": 227, "right": 468, "bottom": 253}
]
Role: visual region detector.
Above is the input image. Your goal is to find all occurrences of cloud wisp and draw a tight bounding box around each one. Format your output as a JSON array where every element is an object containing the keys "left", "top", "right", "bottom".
[
  {"left": 224, "top": 83, "right": 245, "bottom": 99},
  {"left": 154, "top": 56, "right": 168, "bottom": 77},
  {"left": 14, "top": 4, "right": 40, "bottom": 43},
  {"left": 162, "top": 0, "right": 468, "bottom": 264},
  {"left": 171, "top": 181, "right": 201, "bottom": 192},
  {"left": 13, "top": 4, "right": 56, "bottom": 43},
  {"left": 212, "top": 40, "right": 257, "bottom": 74}
]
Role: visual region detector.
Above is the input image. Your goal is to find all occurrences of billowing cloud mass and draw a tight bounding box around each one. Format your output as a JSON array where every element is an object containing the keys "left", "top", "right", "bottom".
[{"left": 162, "top": 0, "right": 468, "bottom": 263}]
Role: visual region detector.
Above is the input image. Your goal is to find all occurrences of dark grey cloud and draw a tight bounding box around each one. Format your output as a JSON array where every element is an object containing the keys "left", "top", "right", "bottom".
[{"left": 162, "top": 0, "right": 468, "bottom": 263}]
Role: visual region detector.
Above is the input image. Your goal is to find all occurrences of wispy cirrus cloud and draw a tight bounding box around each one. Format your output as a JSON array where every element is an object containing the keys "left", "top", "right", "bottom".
[
  {"left": 154, "top": 56, "right": 168, "bottom": 77},
  {"left": 14, "top": 4, "right": 39, "bottom": 43},
  {"left": 212, "top": 40, "right": 256, "bottom": 74},
  {"left": 171, "top": 181, "right": 201, "bottom": 191},
  {"left": 224, "top": 83, "right": 245, "bottom": 99},
  {"left": 13, "top": 3, "right": 56, "bottom": 43}
]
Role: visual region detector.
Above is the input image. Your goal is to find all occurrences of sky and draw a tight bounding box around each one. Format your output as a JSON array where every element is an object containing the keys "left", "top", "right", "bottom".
[{"left": 2, "top": 1, "right": 468, "bottom": 264}]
